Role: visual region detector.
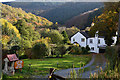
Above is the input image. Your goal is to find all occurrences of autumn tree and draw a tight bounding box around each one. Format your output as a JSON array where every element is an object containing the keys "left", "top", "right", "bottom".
[{"left": 89, "top": 2, "right": 119, "bottom": 46}]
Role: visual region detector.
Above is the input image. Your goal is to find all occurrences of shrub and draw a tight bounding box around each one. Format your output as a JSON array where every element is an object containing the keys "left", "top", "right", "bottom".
[
  {"left": 32, "top": 42, "right": 49, "bottom": 59},
  {"left": 81, "top": 45, "right": 90, "bottom": 54},
  {"left": 70, "top": 45, "right": 82, "bottom": 55},
  {"left": 10, "top": 45, "right": 20, "bottom": 54},
  {"left": 19, "top": 55, "right": 28, "bottom": 59},
  {"left": 54, "top": 45, "right": 67, "bottom": 57},
  {"left": 105, "top": 46, "right": 118, "bottom": 70}
]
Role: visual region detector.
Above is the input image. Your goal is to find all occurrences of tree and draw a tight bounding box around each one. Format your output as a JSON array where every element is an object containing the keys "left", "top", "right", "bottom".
[
  {"left": 61, "top": 30, "right": 69, "bottom": 44},
  {"left": 66, "top": 26, "right": 80, "bottom": 39},
  {"left": 32, "top": 42, "right": 48, "bottom": 59},
  {"left": 49, "top": 30, "right": 64, "bottom": 44},
  {"left": 89, "top": 4, "right": 119, "bottom": 46},
  {"left": 57, "top": 45, "right": 66, "bottom": 57},
  {"left": 10, "top": 45, "right": 20, "bottom": 54}
]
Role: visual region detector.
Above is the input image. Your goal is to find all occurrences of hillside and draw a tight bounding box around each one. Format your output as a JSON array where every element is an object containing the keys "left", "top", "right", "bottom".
[
  {"left": 3, "top": 2, "right": 65, "bottom": 15},
  {"left": 1, "top": 3, "right": 53, "bottom": 27},
  {"left": 39, "top": 2, "right": 103, "bottom": 24},
  {"left": 1, "top": 3, "right": 53, "bottom": 49},
  {"left": 64, "top": 7, "right": 103, "bottom": 29},
  {"left": 4, "top": 2, "right": 103, "bottom": 25}
]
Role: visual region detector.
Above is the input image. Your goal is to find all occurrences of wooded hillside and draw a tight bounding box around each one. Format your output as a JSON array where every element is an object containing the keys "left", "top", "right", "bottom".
[{"left": 1, "top": 3, "right": 53, "bottom": 50}]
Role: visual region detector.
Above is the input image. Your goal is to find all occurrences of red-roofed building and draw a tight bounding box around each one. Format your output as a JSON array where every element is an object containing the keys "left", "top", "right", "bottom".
[
  {"left": 7, "top": 54, "right": 19, "bottom": 62},
  {"left": 3, "top": 54, "right": 19, "bottom": 75}
]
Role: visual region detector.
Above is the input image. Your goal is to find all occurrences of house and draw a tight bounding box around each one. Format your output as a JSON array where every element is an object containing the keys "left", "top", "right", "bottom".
[{"left": 71, "top": 31, "right": 116, "bottom": 53}]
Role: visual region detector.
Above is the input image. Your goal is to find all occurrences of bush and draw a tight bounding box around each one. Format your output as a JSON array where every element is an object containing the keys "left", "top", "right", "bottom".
[
  {"left": 105, "top": 46, "right": 118, "bottom": 70},
  {"left": 19, "top": 55, "right": 28, "bottom": 59},
  {"left": 54, "top": 45, "right": 67, "bottom": 57},
  {"left": 32, "top": 42, "right": 49, "bottom": 59},
  {"left": 70, "top": 45, "right": 82, "bottom": 55},
  {"left": 81, "top": 45, "right": 90, "bottom": 54},
  {"left": 69, "top": 45, "right": 90, "bottom": 55},
  {"left": 10, "top": 45, "right": 20, "bottom": 54}
]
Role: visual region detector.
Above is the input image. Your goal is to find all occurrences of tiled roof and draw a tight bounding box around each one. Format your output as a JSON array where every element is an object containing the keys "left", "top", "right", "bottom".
[{"left": 7, "top": 54, "right": 19, "bottom": 61}]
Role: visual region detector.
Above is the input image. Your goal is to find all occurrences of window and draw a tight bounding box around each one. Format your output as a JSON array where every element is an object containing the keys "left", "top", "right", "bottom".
[
  {"left": 81, "top": 38, "right": 85, "bottom": 42},
  {"left": 91, "top": 47, "right": 94, "bottom": 50},
  {"left": 90, "top": 39, "right": 93, "bottom": 43},
  {"left": 98, "top": 39, "right": 100, "bottom": 44},
  {"left": 73, "top": 38, "right": 75, "bottom": 41}
]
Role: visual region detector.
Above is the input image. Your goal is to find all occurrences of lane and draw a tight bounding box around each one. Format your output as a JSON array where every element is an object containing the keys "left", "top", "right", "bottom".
[{"left": 54, "top": 54, "right": 106, "bottom": 78}]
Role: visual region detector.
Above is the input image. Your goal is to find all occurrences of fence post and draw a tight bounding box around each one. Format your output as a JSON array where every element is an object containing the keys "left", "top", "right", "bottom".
[{"left": 48, "top": 68, "right": 55, "bottom": 80}]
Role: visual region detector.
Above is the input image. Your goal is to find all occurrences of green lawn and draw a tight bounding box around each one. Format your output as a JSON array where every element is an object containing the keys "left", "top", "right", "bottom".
[{"left": 4, "top": 54, "right": 92, "bottom": 78}]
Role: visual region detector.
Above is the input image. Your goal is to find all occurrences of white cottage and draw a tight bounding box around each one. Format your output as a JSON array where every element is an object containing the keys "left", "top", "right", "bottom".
[{"left": 71, "top": 31, "right": 107, "bottom": 53}]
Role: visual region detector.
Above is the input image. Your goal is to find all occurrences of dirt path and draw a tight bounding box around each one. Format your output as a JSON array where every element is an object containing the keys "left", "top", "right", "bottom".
[{"left": 54, "top": 54, "right": 106, "bottom": 78}]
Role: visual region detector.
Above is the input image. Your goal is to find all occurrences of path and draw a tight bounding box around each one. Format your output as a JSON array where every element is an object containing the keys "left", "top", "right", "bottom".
[{"left": 54, "top": 54, "right": 107, "bottom": 78}]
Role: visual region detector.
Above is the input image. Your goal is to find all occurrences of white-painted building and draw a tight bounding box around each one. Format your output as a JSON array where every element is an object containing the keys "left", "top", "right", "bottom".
[{"left": 71, "top": 31, "right": 114, "bottom": 53}]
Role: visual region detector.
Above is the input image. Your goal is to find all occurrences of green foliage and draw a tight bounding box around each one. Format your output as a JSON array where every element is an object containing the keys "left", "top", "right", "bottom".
[
  {"left": 105, "top": 46, "right": 118, "bottom": 70},
  {"left": 32, "top": 42, "right": 49, "bottom": 59},
  {"left": 1, "top": 3, "right": 54, "bottom": 50},
  {"left": 96, "top": 46, "right": 120, "bottom": 79},
  {"left": 70, "top": 45, "right": 90, "bottom": 55},
  {"left": 3, "top": 54, "right": 91, "bottom": 78},
  {"left": 66, "top": 26, "right": 80, "bottom": 39},
  {"left": 14, "top": 19, "right": 41, "bottom": 43},
  {"left": 85, "top": 7, "right": 103, "bottom": 27},
  {"left": 38, "top": 28, "right": 50, "bottom": 38},
  {"left": 19, "top": 39, "right": 32, "bottom": 49},
  {"left": 1, "top": 18, "right": 21, "bottom": 39},
  {"left": 81, "top": 45, "right": 90, "bottom": 54},
  {"left": 49, "top": 30, "right": 64, "bottom": 44},
  {"left": 89, "top": 2, "right": 119, "bottom": 46},
  {"left": 90, "top": 64, "right": 120, "bottom": 79},
  {"left": 54, "top": 44, "right": 67, "bottom": 57},
  {"left": 70, "top": 45, "right": 82, "bottom": 55},
  {"left": 19, "top": 55, "right": 28, "bottom": 59},
  {"left": 10, "top": 45, "right": 20, "bottom": 54},
  {"left": 1, "top": 3, "right": 53, "bottom": 27},
  {"left": 61, "top": 30, "right": 69, "bottom": 44}
]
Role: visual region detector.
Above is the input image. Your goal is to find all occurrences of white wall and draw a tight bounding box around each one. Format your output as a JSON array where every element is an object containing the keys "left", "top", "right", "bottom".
[
  {"left": 87, "top": 38, "right": 96, "bottom": 53},
  {"left": 71, "top": 32, "right": 107, "bottom": 53},
  {"left": 87, "top": 38, "right": 106, "bottom": 53},
  {"left": 71, "top": 32, "right": 87, "bottom": 47},
  {"left": 111, "top": 36, "right": 117, "bottom": 46},
  {"left": 98, "top": 38, "right": 106, "bottom": 46}
]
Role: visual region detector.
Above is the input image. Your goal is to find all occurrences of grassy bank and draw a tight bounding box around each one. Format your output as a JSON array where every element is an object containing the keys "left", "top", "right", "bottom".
[{"left": 3, "top": 54, "right": 92, "bottom": 78}]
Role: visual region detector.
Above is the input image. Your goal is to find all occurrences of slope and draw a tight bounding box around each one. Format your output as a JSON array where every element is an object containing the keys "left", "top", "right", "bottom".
[
  {"left": 39, "top": 2, "right": 103, "bottom": 24},
  {"left": 64, "top": 7, "right": 103, "bottom": 29}
]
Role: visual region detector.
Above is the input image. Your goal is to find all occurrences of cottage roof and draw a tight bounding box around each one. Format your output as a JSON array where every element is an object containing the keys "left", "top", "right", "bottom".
[
  {"left": 7, "top": 54, "right": 19, "bottom": 62},
  {"left": 80, "top": 31, "right": 89, "bottom": 38}
]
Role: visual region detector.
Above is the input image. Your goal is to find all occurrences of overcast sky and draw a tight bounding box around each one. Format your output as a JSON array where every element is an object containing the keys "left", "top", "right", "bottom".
[{"left": 0, "top": 0, "right": 119, "bottom": 2}]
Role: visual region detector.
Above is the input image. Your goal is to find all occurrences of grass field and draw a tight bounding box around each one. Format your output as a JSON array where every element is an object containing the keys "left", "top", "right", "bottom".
[{"left": 4, "top": 54, "right": 92, "bottom": 78}]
